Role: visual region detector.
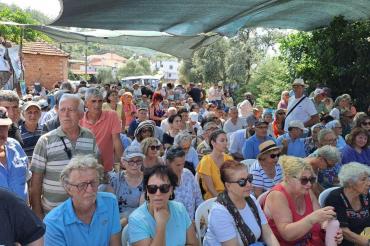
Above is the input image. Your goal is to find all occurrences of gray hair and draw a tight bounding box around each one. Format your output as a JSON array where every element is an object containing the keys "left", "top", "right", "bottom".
[
  {"left": 318, "top": 128, "right": 335, "bottom": 144},
  {"left": 315, "top": 145, "right": 341, "bottom": 163},
  {"left": 60, "top": 82, "right": 74, "bottom": 92},
  {"left": 0, "top": 90, "right": 19, "bottom": 103},
  {"left": 59, "top": 93, "right": 85, "bottom": 112},
  {"left": 60, "top": 155, "right": 104, "bottom": 186},
  {"left": 338, "top": 162, "right": 370, "bottom": 188},
  {"left": 85, "top": 88, "right": 103, "bottom": 101},
  {"left": 173, "top": 131, "right": 193, "bottom": 146}
]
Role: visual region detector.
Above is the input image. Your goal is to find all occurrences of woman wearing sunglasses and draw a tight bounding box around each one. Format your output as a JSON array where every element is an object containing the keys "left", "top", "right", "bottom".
[
  {"left": 128, "top": 165, "right": 198, "bottom": 246},
  {"left": 204, "top": 160, "right": 279, "bottom": 246},
  {"left": 141, "top": 137, "right": 163, "bottom": 169},
  {"left": 263, "top": 155, "right": 342, "bottom": 246},
  {"left": 250, "top": 140, "right": 283, "bottom": 198}
]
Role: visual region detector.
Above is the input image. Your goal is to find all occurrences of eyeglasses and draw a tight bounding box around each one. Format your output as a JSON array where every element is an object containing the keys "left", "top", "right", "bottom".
[
  {"left": 269, "top": 153, "right": 280, "bottom": 159},
  {"left": 147, "top": 184, "right": 171, "bottom": 194},
  {"left": 294, "top": 176, "right": 316, "bottom": 185},
  {"left": 149, "top": 145, "right": 161, "bottom": 151},
  {"left": 127, "top": 160, "right": 143, "bottom": 166},
  {"left": 67, "top": 180, "right": 99, "bottom": 192},
  {"left": 227, "top": 174, "right": 253, "bottom": 187},
  {"left": 361, "top": 122, "right": 370, "bottom": 126}
]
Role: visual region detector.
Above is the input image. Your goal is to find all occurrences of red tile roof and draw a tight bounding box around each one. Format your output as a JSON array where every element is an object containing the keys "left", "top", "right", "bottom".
[{"left": 22, "top": 41, "right": 69, "bottom": 57}]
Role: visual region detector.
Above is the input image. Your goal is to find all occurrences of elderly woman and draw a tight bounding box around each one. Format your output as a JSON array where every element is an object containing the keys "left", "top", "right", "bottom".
[
  {"left": 174, "top": 131, "right": 199, "bottom": 174},
  {"left": 165, "top": 146, "right": 203, "bottom": 220},
  {"left": 250, "top": 140, "right": 283, "bottom": 198},
  {"left": 163, "top": 114, "right": 182, "bottom": 148},
  {"left": 141, "top": 137, "right": 163, "bottom": 169},
  {"left": 325, "top": 162, "right": 370, "bottom": 246},
  {"left": 272, "top": 108, "right": 286, "bottom": 138},
  {"left": 131, "top": 120, "right": 155, "bottom": 147},
  {"left": 304, "top": 123, "right": 324, "bottom": 154},
  {"left": 44, "top": 155, "right": 121, "bottom": 246},
  {"left": 262, "top": 110, "right": 274, "bottom": 137},
  {"left": 108, "top": 145, "right": 145, "bottom": 227},
  {"left": 341, "top": 127, "right": 370, "bottom": 165},
  {"left": 128, "top": 165, "right": 198, "bottom": 246},
  {"left": 355, "top": 114, "right": 370, "bottom": 134},
  {"left": 197, "top": 129, "right": 233, "bottom": 200},
  {"left": 263, "top": 155, "right": 342, "bottom": 246},
  {"left": 330, "top": 95, "right": 347, "bottom": 120},
  {"left": 204, "top": 160, "right": 279, "bottom": 246},
  {"left": 325, "top": 120, "right": 346, "bottom": 149}
]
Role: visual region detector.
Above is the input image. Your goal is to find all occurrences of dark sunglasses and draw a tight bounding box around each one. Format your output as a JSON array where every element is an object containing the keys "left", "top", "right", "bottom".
[
  {"left": 147, "top": 184, "right": 171, "bottom": 194},
  {"left": 296, "top": 176, "right": 316, "bottom": 185},
  {"left": 361, "top": 122, "right": 370, "bottom": 126},
  {"left": 149, "top": 145, "right": 161, "bottom": 151},
  {"left": 269, "top": 153, "right": 280, "bottom": 159},
  {"left": 228, "top": 174, "right": 253, "bottom": 187}
]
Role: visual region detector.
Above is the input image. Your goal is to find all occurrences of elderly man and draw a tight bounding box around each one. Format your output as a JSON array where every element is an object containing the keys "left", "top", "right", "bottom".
[
  {"left": 128, "top": 107, "right": 149, "bottom": 138},
  {"left": 31, "top": 94, "right": 99, "bottom": 219},
  {"left": 0, "top": 107, "right": 29, "bottom": 201},
  {"left": 310, "top": 88, "right": 329, "bottom": 115},
  {"left": 160, "top": 106, "right": 178, "bottom": 133},
  {"left": 80, "top": 88, "right": 123, "bottom": 171},
  {"left": 277, "top": 120, "right": 309, "bottom": 158},
  {"left": 44, "top": 155, "right": 121, "bottom": 246},
  {"left": 196, "top": 122, "right": 219, "bottom": 159},
  {"left": 223, "top": 106, "right": 245, "bottom": 136},
  {"left": 42, "top": 89, "right": 67, "bottom": 133},
  {"left": 284, "top": 78, "right": 319, "bottom": 131},
  {"left": 0, "top": 90, "right": 23, "bottom": 145}
]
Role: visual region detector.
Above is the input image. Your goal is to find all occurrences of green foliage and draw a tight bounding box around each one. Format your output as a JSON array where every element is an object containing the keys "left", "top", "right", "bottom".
[
  {"left": 61, "top": 43, "right": 135, "bottom": 60},
  {"left": 116, "top": 58, "right": 152, "bottom": 78},
  {"left": 279, "top": 16, "right": 370, "bottom": 110},
  {"left": 96, "top": 68, "right": 114, "bottom": 84}
]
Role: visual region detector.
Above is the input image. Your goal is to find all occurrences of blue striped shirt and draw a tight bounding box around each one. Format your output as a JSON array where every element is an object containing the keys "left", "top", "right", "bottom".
[{"left": 250, "top": 161, "right": 283, "bottom": 191}]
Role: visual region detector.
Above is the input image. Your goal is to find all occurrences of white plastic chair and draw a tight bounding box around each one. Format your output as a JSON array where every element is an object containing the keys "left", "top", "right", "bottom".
[
  {"left": 194, "top": 197, "right": 216, "bottom": 244},
  {"left": 257, "top": 190, "right": 270, "bottom": 207},
  {"left": 240, "top": 159, "right": 257, "bottom": 171},
  {"left": 318, "top": 187, "right": 340, "bottom": 207},
  {"left": 121, "top": 224, "right": 129, "bottom": 246}
]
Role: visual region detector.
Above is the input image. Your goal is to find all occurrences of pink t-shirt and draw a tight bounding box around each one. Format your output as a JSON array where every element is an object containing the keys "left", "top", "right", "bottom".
[{"left": 80, "top": 110, "right": 122, "bottom": 171}]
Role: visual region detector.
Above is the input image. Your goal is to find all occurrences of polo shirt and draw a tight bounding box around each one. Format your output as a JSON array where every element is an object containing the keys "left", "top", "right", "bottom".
[
  {"left": 19, "top": 123, "right": 43, "bottom": 161},
  {"left": 44, "top": 192, "right": 121, "bottom": 246},
  {"left": 31, "top": 126, "right": 98, "bottom": 212},
  {"left": 250, "top": 161, "right": 283, "bottom": 191},
  {"left": 284, "top": 96, "right": 317, "bottom": 131},
  {"left": 277, "top": 133, "right": 308, "bottom": 158},
  {"left": 242, "top": 134, "right": 275, "bottom": 159},
  {"left": 80, "top": 110, "right": 122, "bottom": 171},
  {"left": 223, "top": 118, "right": 245, "bottom": 134},
  {"left": 0, "top": 138, "right": 29, "bottom": 201},
  {"left": 0, "top": 188, "right": 45, "bottom": 245},
  {"left": 229, "top": 129, "right": 248, "bottom": 156}
]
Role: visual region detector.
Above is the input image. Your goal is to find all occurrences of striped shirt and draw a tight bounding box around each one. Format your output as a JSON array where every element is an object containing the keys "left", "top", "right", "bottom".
[
  {"left": 30, "top": 126, "right": 98, "bottom": 212},
  {"left": 19, "top": 123, "right": 43, "bottom": 161},
  {"left": 250, "top": 161, "right": 283, "bottom": 191}
]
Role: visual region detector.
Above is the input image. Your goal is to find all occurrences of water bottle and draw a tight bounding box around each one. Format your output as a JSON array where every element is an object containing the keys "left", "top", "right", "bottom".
[{"left": 325, "top": 219, "right": 339, "bottom": 246}]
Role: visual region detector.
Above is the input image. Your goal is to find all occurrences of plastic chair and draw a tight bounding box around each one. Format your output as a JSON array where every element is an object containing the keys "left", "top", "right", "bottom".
[
  {"left": 318, "top": 187, "right": 340, "bottom": 207},
  {"left": 194, "top": 197, "right": 216, "bottom": 244},
  {"left": 257, "top": 190, "right": 270, "bottom": 207},
  {"left": 240, "top": 159, "right": 257, "bottom": 171},
  {"left": 121, "top": 224, "right": 129, "bottom": 246}
]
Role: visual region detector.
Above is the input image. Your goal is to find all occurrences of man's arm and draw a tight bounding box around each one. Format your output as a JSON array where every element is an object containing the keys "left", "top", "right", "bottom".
[
  {"left": 109, "top": 232, "right": 122, "bottom": 246},
  {"left": 304, "top": 114, "right": 320, "bottom": 128},
  {"left": 112, "top": 133, "right": 123, "bottom": 163},
  {"left": 30, "top": 172, "right": 44, "bottom": 220}
]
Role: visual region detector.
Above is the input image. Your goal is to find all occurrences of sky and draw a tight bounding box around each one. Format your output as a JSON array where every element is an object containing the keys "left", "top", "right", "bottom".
[{"left": 1, "top": 0, "right": 61, "bottom": 19}]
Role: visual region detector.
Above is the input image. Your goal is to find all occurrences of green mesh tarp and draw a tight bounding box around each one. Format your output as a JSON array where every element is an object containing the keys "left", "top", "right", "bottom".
[{"left": 52, "top": 0, "right": 370, "bottom": 36}]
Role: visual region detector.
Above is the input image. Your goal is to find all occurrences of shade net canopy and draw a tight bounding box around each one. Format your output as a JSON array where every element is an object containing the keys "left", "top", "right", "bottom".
[
  {"left": 52, "top": 0, "right": 370, "bottom": 36},
  {"left": 1, "top": 22, "right": 220, "bottom": 59}
]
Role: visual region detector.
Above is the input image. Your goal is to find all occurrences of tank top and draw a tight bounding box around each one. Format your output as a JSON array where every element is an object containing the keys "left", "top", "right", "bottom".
[{"left": 267, "top": 184, "right": 324, "bottom": 246}]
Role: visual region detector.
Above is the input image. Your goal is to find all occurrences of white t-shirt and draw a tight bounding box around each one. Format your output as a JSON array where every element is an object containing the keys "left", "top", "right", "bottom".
[
  {"left": 204, "top": 195, "right": 267, "bottom": 246},
  {"left": 284, "top": 96, "right": 317, "bottom": 131},
  {"left": 238, "top": 100, "right": 253, "bottom": 118},
  {"left": 223, "top": 118, "right": 245, "bottom": 135},
  {"left": 329, "top": 108, "right": 340, "bottom": 120}
]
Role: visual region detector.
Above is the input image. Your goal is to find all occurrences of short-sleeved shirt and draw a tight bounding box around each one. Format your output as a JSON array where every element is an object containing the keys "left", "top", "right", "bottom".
[
  {"left": 196, "top": 154, "right": 233, "bottom": 200},
  {"left": 108, "top": 171, "right": 143, "bottom": 218},
  {"left": 31, "top": 127, "right": 98, "bottom": 212},
  {"left": 102, "top": 102, "right": 123, "bottom": 119},
  {"left": 19, "top": 123, "right": 43, "bottom": 161},
  {"left": 284, "top": 96, "right": 317, "bottom": 131},
  {"left": 242, "top": 134, "right": 276, "bottom": 159},
  {"left": 44, "top": 192, "right": 121, "bottom": 246},
  {"left": 128, "top": 201, "right": 191, "bottom": 245},
  {"left": 197, "top": 140, "right": 212, "bottom": 159},
  {"left": 174, "top": 169, "right": 203, "bottom": 220},
  {"left": 0, "top": 188, "right": 45, "bottom": 245},
  {"left": 204, "top": 195, "right": 267, "bottom": 246},
  {"left": 229, "top": 129, "right": 247, "bottom": 156},
  {"left": 341, "top": 144, "right": 370, "bottom": 166},
  {"left": 80, "top": 110, "right": 122, "bottom": 171},
  {"left": 185, "top": 147, "right": 199, "bottom": 169},
  {"left": 0, "top": 138, "right": 29, "bottom": 201},
  {"left": 277, "top": 133, "right": 308, "bottom": 158},
  {"left": 250, "top": 161, "right": 283, "bottom": 192},
  {"left": 325, "top": 188, "right": 370, "bottom": 246},
  {"left": 223, "top": 118, "right": 245, "bottom": 135}
]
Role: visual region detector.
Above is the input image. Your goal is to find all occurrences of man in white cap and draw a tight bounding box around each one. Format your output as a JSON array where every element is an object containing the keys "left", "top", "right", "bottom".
[
  {"left": 160, "top": 107, "right": 177, "bottom": 133},
  {"left": 310, "top": 88, "right": 329, "bottom": 115},
  {"left": 277, "top": 120, "right": 309, "bottom": 158},
  {"left": 284, "top": 78, "right": 319, "bottom": 131}
]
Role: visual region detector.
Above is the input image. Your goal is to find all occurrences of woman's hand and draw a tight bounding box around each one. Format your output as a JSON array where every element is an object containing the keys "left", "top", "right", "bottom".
[
  {"left": 334, "top": 228, "right": 343, "bottom": 245},
  {"left": 154, "top": 207, "right": 170, "bottom": 226},
  {"left": 308, "top": 206, "right": 336, "bottom": 224}
]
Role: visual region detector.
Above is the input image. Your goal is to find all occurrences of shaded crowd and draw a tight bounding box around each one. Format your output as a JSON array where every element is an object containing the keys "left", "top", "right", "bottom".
[{"left": 0, "top": 78, "right": 369, "bottom": 246}]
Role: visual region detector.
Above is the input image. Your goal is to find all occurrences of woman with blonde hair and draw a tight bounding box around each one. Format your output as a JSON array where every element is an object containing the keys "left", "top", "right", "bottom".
[
  {"left": 121, "top": 92, "right": 137, "bottom": 129},
  {"left": 263, "top": 155, "right": 343, "bottom": 246},
  {"left": 141, "top": 137, "right": 163, "bottom": 169}
]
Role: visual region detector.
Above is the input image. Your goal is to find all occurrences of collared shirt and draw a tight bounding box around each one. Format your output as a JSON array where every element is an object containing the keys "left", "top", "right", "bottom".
[
  {"left": 242, "top": 134, "right": 276, "bottom": 159},
  {"left": 31, "top": 126, "right": 98, "bottom": 212},
  {"left": 311, "top": 98, "right": 328, "bottom": 115},
  {"left": 80, "top": 110, "right": 122, "bottom": 171},
  {"left": 0, "top": 138, "right": 28, "bottom": 201},
  {"left": 44, "top": 192, "right": 121, "bottom": 246},
  {"left": 19, "top": 123, "right": 43, "bottom": 161},
  {"left": 277, "top": 133, "right": 308, "bottom": 158},
  {"left": 284, "top": 96, "right": 317, "bottom": 131},
  {"left": 197, "top": 140, "right": 212, "bottom": 159},
  {"left": 229, "top": 129, "right": 248, "bottom": 156},
  {"left": 185, "top": 147, "right": 199, "bottom": 169},
  {"left": 223, "top": 118, "right": 245, "bottom": 135}
]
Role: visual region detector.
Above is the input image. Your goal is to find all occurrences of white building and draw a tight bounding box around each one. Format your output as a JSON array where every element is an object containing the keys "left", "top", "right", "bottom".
[{"left": 151, "top": 60, "right": 179, "bottom": 81}]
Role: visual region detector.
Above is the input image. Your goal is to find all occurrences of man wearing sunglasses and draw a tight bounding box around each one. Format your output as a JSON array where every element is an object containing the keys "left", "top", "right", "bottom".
[{"left": 277, "top": 120, "right": 309, "bottom": 158}]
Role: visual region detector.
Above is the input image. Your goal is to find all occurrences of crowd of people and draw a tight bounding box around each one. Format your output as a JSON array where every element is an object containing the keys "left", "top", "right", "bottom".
[{"left": 0, "top": 77, "right": 369, "bottom": 246}]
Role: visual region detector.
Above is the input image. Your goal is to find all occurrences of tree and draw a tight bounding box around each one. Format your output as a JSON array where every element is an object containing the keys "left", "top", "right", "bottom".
[
  {"left": 96, "top": 68, "right": 114, "bottom": 84},
  {"left": 279, "top": 16, "right": 370, "bottom": 110},
  {"left": 116, "top": 58, "right": 152, "bottom": 78}
]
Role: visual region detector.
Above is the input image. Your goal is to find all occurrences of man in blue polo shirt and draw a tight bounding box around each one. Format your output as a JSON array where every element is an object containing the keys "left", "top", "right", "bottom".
[
  {"left": 44, "top": 155, "right": 121, "bottom": 246},
  {"left": 242, "top": 121, "right": 275, "bottom": 159},
  {"left": 277, "top": 120, "right": 308, "bottom": 158}
]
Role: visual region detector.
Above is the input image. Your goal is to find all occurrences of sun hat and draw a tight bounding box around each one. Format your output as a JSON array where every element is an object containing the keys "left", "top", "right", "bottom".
[
  {"left": 288, "top": 120, "right": 307, "bottom": 131},
  {"left": 292, "top": 78, "right": 307, "bottom": 87},
  {"left": 257, "top": 140, "right": 282, "bottom": 159},
  {"left": 0, "top": 107, "right": 12, "bottom": 126},
  {"left": 23, "top": 101, "right": 41, "bottom": 111}
]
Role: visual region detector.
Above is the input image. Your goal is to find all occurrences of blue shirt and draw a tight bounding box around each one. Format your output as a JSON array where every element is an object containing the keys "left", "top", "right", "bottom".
[
  {"left": 277, "top": 133, "right": 307, "bottom": 158},
  {"left": 229, "top": 129, "right": 247, "bottom": 155},
  {"left": 19, "top": 123, "right": 43, "bottom": 161},
  {"left": 128, "top": 201, "right": 191, "bottom": 245},
  {"left": 0, "top": 138, "right": 28, "bottom": 201},
  {"left": 341, "top": 144, "right": 370, "bottom": 166},
  {"left": 242, "top": 134, "right": 275, "bottom": 159},
  {"left": 185, "top": 147, "right": 199, "bottom": 168},
  {"left": 44, "top": 192, "right": 121, "bottom": 246}
]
